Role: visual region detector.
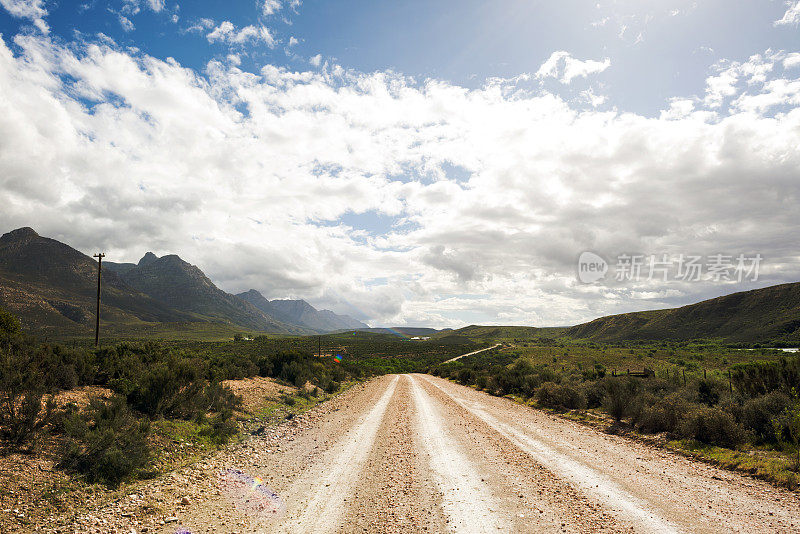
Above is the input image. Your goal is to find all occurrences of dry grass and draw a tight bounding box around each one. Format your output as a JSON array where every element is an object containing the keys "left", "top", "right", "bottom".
[{"left": 222, "top": 376, "right": 294, "bottom": 414}]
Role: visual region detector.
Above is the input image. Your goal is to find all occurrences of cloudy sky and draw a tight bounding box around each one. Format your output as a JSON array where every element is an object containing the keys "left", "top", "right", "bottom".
[{"left": 0, "top": 0, "right": 799, "bottom": 328}]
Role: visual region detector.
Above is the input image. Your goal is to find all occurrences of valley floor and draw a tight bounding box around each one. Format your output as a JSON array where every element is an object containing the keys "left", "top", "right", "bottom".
[{"left": 38, "top": 375, "right": 800, "bottom": 533}]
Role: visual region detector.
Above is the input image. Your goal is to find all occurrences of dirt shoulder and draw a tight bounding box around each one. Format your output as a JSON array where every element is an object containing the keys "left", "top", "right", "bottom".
[{"left": 4, "top": 377, "right": 351, "bottom": 534}]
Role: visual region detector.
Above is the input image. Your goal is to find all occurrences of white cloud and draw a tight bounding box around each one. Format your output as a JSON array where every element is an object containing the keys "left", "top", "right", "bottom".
[
  {"left": 582, "top": 88, "right": 606, "bottom": 108},
  {"left": 119, "top": 16, "right": 135, "bottom": 32},
  {"left": 309, "top": 53, "right": 322, "bottom": 67},
  {"left": 262, "top": 0, "right": 301, "bottom": 16},
  {"left": 784, "top": 53, "right": 800, "bottom": 70},
  {"left": 660, "top": 98, "right": 696, "bottom": 120},
  {"left": 262, "top": 0, "right": 281, "bottom": 15},
  {"left": 185, "top": 18, "right": 214, "bottom": 34},
  {"left": 120, "top": 0, "right": 164, "bottom": 14},
  {"left": 536, "top": 51, "right": 611, "bottom": 84},
  {"left": 207, "top": 21, "right": 276, "bottom": 47},
  {"left": 0, "top": 0, "right": 48, "bottom": 33},
  {"left": 775, "top": 1, "right": 800, "bottom": 26},
  {"left": 702, "top": 52, "right": 795, "bottom": 109},
  {"left": 0, "top": 35, "right": 799, "bottom": 326}
]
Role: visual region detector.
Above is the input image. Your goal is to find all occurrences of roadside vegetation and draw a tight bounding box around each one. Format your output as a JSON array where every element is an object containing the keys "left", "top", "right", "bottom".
[
  {"left": 0, "top": 309, "right": 362, "bottom": 489},
  {"left": 0, "top": 308, "right": 482, "bottom": 492},
  {"left": 431, "top": 339, "right": 800, "bottom": 489}
]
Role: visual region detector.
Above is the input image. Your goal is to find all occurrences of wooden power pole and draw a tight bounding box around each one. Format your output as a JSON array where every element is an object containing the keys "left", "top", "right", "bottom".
[{"left": 93, "top": 253, "right": 105, "bottom": 347}]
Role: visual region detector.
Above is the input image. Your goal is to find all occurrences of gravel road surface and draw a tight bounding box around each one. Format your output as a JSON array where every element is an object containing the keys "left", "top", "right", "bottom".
[{"left": 151, "top": 374, "right": 798, "bottom": 533}]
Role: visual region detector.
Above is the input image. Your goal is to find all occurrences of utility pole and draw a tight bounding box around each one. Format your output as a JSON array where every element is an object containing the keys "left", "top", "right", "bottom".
[
  {"left": 93, "top": 253, "right": 105, "bottom": 347},
  {"left": 318, "top": 336, "right": 321, "bottom": 358}
]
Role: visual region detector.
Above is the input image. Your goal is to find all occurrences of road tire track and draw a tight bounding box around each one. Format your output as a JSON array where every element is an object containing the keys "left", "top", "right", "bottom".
[
  {"left": 408, "top": 374, "right": 509, "bottom": 532},
  {"left": 274, "top": 376, "right": 399, "bottom": 533},
  {"left": 419, "top": 374, "right": 678, "bottom": 533}
]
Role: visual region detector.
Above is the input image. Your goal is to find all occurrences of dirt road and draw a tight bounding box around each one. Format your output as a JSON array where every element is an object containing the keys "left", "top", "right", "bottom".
[
  {"left": 151, "top": 374, "right": 798, "bottom": 534},
  {"left": 442, "top": 343, "right": 502, "bottom": 363}
]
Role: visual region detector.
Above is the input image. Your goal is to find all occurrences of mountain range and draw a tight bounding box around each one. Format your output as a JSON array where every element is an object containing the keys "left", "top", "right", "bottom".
[
  {"left": 0, "top": 227, "right": 369, "bottom": 336},
  {"left": 236, "top": 289, "right": 366, "bottom": 332},
  {"left": 2, "top": 226, "right": 798, "bottom": 344}
]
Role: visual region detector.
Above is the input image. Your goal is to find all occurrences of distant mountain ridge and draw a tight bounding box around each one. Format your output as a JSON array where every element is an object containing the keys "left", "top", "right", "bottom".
[
  {"left": 0, "top": 227, "right": 369, "bottom": 336},
  {"left": 566, "top": 282, "right": 800, "bottom": 343},
  {"left": 237, "top": 289, "right": 369, "bottom": 333},
  {"left": 106, "top": 254, "right": 300, "bottom": 333},
  {"left": 0, "top": 228, "right": 193, "bottom": 333},
  {"left": 358, "top": 327, "right": 443, "bottom": 337}
]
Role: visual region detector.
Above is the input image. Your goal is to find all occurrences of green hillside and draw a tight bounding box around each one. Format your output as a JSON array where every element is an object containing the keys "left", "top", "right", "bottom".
[
  {"left": 567, "top": 282, "right": 800, "bottom": 343},
  {"left": 433, "top": 325, "right": 567, "bottom": 342}
]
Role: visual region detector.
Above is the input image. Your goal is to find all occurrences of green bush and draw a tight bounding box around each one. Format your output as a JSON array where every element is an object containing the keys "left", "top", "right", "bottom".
[
  {"left": 678, "top": 406, "right": 747, "bottom": 448},
  {"left": 742, "top": 391, "right": 791, "bottom": 441},
  {"left": 601, "top": 377, "right": 639, "bottom": 421},
  {"left": 59, "top": 396, "right": 150, "bottom": 487},
  {"left": 457, "top": 368, "right": 474, "bottom": 385},
  {"left": 0, "top": 348, "right": 55, "bottom": 450},
  {"left": 772, "top": 393, "right": 800, "bottom": 471},
  {"left": 584, "top": 380, "right": 606, "bottom": 408},
  {"left": 199, "top": 410, "right": 238, "bottom": 445},
  {"left": 535, "top": 382, "right": 586, "bottom": 411},
  {"left": 633, "top": 392, "right": 691, "bottom": 434},
  {"left": 0, "top": 307, "right": 21, "bottom": 342},
  {"left": 697, "top": 379, "right": 722, "bottom": 406},
  {"left": 475, "top": 374, "right": 489, "bottom": 390},
  {"left": 731, "top": 357, "right": 800, "bottom": 397},
  {"left": 125, "top": 356, "right": 240, "bottom": 420}
]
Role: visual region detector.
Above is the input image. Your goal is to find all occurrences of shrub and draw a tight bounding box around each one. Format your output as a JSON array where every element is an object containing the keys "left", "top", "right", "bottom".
[
  {"left": 742, "top": 391, "right": 791, "bottom": 441},
  {"left": 633, "top": 392, "right": 691, "bottom": 434},
  {"left": 678, "top": 406, "right": 747, "bottom": 448},
  {"left": 125, "top": 356, "right": 239, "bottom": 421},
  {"left": 125, "top": 356, "right": 204, "bottom": 418},
  {"left": 535, "top": 382, "right": 586, "bottom": 411},
  {"left": 202, "top": 381, "right": 243, "bottom": 414},
  {"left": 731, "top": 357, "right": 800, "bottom": 397},
  {"left": 59, "top": 396, "right": 150, "bottom": 487},
  {"left": 772, "top": 394, "right": 800, "bottom": 471},
  {"left": 0, "top": 348, "right": 55, "bottom": 450},
  {"left": 457, "top": 368, "right": 474, "bottom": 385},
  {"left": 601, "top": 377, "right": 639, "bottom": 421},
  {"left": 199, "top": 410, "right": 238, "bottom": 445},
  {"left": 0, "top": 308, "right": 21, "bottom": 343},
  {"left": 697, "top": 379, "right": 722, "bottom": 406},
  {"left": 36, "top": 344, "right": 96, "bottom": 391},
  {"left": 584, "top": 381, "right": 606, "bottom": 408},
  {"left": 475, "top": 375, "right": 489, "bottom": 390}
]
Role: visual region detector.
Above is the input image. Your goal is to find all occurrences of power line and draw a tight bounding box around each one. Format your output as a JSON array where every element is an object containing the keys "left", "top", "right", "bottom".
[{"left": 93, "top": 253, "right": 104, "bottom": 347}]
